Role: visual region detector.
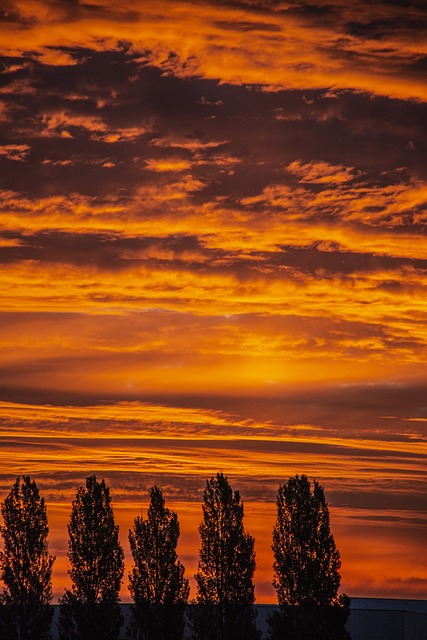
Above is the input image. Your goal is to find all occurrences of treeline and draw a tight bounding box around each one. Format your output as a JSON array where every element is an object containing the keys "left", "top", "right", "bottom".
[{"left": 0, "top": 473, "right": 351, "bottom": 640}]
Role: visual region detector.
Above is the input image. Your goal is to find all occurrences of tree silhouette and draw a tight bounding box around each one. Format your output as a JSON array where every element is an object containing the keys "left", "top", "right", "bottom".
[
  {"left": 269, "top": 474, "right": 350, "bottom": 640},
  {"left": 59, "top": 475, "right": 124, "bottom": 640},
  {"left": 0, "top": 476, "right": 54, "bottom": 640},
  {"left": 128, "top": 486, "right": 189, "bottom": 639},
  {"left": 191, "top": 473, "right": 259, "bottom": 640}
]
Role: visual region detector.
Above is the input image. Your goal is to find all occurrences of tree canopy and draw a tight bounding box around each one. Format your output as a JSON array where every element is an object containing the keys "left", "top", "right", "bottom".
[
  {"left": 129, "top": 486, "right": 189, "bottom": 639},
  {"left": 196, "top": 473, "right": 255, "bottom": 605},
  {"left": 0, "top": 476, "right": 54, "bottom": 640},
  {"left": 59, "top": 475, "right": 124, "bottom": 640},
  {"left": 270, "top": 474, "right": 350, "bottom": 640},
  {"left": 192, "top": 473, "right": 259, "bottom": 640}
]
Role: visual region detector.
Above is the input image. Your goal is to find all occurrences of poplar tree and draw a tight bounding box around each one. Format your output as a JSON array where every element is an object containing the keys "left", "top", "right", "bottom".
[
  {"left": 59, "top": 475, "right": 124, "bottom": 640},
  {"left": 192, "top": 473, "right": 259, "bottom": 640},
  {"left": 0, "top": 476, "right": 54, "bottom": 640},
  {"left": 269, "top": 474, "right": 350, "bottom": 640},
  {"left": 128, "top": 486, "right": 189, "bottom": 639}
]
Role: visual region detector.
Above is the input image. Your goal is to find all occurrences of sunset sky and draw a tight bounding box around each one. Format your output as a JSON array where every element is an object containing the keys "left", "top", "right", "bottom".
[{"left": 0, "top": 0, "right": 426, "bottom": 604}]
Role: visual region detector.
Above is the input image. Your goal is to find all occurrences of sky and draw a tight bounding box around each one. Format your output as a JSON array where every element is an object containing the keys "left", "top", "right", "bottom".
[{"left": 0, "top": 0, "right": 426, "bottom": 604}]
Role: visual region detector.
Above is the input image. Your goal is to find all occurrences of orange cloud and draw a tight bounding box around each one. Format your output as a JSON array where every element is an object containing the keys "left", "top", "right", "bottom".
[
  {"left": 287, "top": 160, "right": 360, "bottom": 184},
  {"left": 0, "top": 1, "right": 426, "bottom": 101},
  {"left": 2, "top": 174, "right": 427, "bottom": 258},
  {"left": 37, "top": 111, "right": 149, "bottom": 142},
  {"left": 150, "top": 136, "right": 228, "bottom": 151},
  {"left": 0, "top": 144, "right": 30, "bottom": 161},
  {"left": 145, "top": 157, "right": 193, "bottom": 172}
]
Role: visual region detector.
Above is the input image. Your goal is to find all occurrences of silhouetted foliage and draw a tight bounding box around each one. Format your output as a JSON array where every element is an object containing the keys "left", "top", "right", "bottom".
[
  {"left": 58, "top": 475, "right": 124, "bottom": 640},
  {"left": 191, "top": 473, "right": 260, "bottom": 640},
  {"left": 0, "top": 476, "right": 54, "bottom": 640},
  {"left": 269, "top": 474, "right": 350, "bottom": 640},
  {"left": 128, "top": 486, "right": 189, "bottom": 640}
]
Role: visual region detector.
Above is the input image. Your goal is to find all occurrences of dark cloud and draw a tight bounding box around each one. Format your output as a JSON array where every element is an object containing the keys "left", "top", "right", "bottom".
[
  {"left": 2, "top": 46, "right": 426, "bottom": 201},
  {"left": 284, "top": 2, "right": 339, "bottom": 23},
  {"left": 330, "top": 490, "right": 427, "bottom": 513},
  {"left": 0, "top": 5, "right": 34, "bottom": 25},
  {"left": 344, "top": 16, "right": 427, "bottom": 40},
  {"left": 214, "top": 20, "right": 282, "bottom": 32},
  {"left": 3, "top": 229, "right": 427, "bottom": 281},
  {"left": 209, "top": 382, "right": 427, "bottom": 434}
]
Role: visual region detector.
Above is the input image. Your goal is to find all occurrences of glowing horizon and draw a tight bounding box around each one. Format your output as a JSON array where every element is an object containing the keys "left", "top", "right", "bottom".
[{"left": 1, "top": 398, "right": 426, "bottom": 603}]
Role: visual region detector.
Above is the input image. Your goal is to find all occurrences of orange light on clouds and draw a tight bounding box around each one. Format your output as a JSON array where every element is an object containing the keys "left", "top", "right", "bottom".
[
  {"left": 1, "top": 0, "right": 427, "bottom": 605},
  {"left": 1, "top": 1, "right": 426, "bottom": 101}
]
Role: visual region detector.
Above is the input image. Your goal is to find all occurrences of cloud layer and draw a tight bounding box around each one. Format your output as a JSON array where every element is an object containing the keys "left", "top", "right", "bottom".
[
  {"left": 0, "top": 0, "right": 426, "bottom": 602},
  {"left": 0, "top": 397, "right": 426, "bottom": 601}
]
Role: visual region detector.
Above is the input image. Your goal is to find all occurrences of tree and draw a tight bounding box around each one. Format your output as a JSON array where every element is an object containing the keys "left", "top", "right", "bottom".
[
  {"left": 128, "top": 486, "right": 189, "bottom": 639},
  {"left": 191, "top": 473, "right": 259, "bottom": 640},
  {"left": 59, "top": 475, "right": 124, "bottom": 640},
  {"left": 269, "top": 475, "right": 350, "bottom": 640},
  {"left": 0, "top": 476, "right": 55, "bottom": 640}
]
